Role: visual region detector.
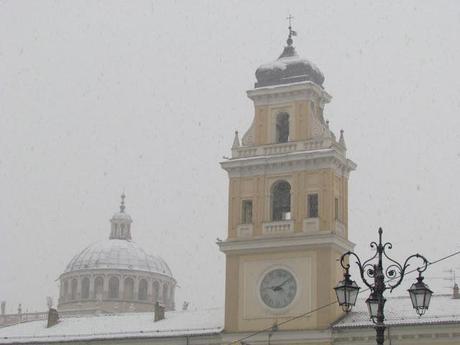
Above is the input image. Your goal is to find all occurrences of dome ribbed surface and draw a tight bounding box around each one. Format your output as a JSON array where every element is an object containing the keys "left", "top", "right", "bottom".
[{"left": 64, "top": 239, "right": 172, "bottom": 276}]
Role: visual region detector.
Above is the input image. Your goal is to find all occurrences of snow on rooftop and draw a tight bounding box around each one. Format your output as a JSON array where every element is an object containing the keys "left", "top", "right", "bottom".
[
  {"left": 257, "top": 55, "right": 323, "bottom": 77},
  {"left": 64, "top": 239, "right": 173, "bottom": 276},
  {"left": 2, "top": 295, "right": 459, "bottom": 343},
  {"left": 334, "top": 294, "right": 460, "bottom": 328},
  {"left": 0, "top": 308, "right": 224, "bottom": 344}
]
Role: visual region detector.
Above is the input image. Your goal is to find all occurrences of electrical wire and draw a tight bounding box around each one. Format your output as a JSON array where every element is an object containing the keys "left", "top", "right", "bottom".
[{"left": 228, "top": 249, "right": 460, "bottom": 345}]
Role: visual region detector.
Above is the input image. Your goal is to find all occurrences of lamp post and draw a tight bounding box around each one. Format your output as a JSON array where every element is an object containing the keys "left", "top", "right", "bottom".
[{"left": 334, "top": 228, "right": 433, "bottom": 345}]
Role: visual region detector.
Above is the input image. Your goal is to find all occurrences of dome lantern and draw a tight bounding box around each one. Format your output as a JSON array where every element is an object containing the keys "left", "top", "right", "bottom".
[{"left": 109, "top": 193, "right": 133, "bottom": 240}]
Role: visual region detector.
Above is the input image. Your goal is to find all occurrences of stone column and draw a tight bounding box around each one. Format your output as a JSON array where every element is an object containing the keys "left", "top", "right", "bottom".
[
  {"left": 89, "top": 276, "right": 95, "bottom": 300},
  {"left": 170, "top": 285, "right": 176, "bottom": 310},
  {"left": 147, "top": 278, "right": 153, "bottom": 301},
  {"left": 76, "top": 276, "right": 82, "bottom": 300},
  {"left": 103, "top": 276, "right": 109, "bottom": 299},
  {"left": 119, "top": 276, "right": 125, "bottom": 300},
  {"left": 133, "top": 277, "right": 139, "bottom": 301}
]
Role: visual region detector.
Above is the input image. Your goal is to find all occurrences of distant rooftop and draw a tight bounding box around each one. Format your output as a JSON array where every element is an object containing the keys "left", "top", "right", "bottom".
[
  {"left": 1, "top": 295, "right": 459, "bottom": 344},
  {"left": 0, "top": 308, "right": 223, "bottom": 344},
  {"left": 333, "top": 294, "right": 460, "bottom": 329}
]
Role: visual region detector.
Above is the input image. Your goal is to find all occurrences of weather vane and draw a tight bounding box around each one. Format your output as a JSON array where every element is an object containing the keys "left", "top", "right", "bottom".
[{"left": 286, "top": 14, "right": 297, "bottom": 45}]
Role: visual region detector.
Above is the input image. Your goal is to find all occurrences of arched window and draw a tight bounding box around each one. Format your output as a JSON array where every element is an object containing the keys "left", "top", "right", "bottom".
[
  {"left": 138, "top": 279, "right": 148, "bottom": 301},
  {"left": 123, "top": 278, "right": 134, "bottom": 300},
  {"left": 163, "top": 284, "right": 169, "bottom": 303},
  {"left": 108, "top": 277, "right": 119, "bottom": 299},
  {"left": 70, "top": 278, "right": 78, "bottom": 300},
  {"left": 94, "top": 276, "right": 104, "bottom": 299},
  {"left": 271, "top": 181, "right": 291, "bottom": 221},
  {"left": 81, "top": 277, "right": 90, "bottom": 299},
  {"left": 152, "top": 281, "right": 159, "bottom": 303},
  {"left": 276, "top": 112, "right": 289, "bottom": 143}
]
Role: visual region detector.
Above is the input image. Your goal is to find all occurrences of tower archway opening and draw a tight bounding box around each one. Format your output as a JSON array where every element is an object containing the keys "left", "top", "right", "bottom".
[{"left": 271, "top": 180, "right": 291, "bottom": 221}]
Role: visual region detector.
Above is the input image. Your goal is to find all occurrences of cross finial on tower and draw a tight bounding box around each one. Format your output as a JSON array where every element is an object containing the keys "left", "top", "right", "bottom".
[
  {"left": 120, "top": 193, "right": 126, "bottom": 213},
  {"left": 286, "top": 14, "right": 297, "bottom": 46}
]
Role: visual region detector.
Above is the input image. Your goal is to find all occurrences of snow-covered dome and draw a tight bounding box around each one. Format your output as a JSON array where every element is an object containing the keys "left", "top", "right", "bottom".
[
  {"left": 58, "top": 194, "right": 177, "bottom": 314},
  {"left": 255, "top": 31, "right": 324, "bottom": 88},
  {"left": 64, "top": 239, "right": 173, "bottom": 276}
]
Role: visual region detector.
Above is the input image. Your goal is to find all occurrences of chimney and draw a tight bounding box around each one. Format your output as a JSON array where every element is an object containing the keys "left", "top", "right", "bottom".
[
  {"left": 1, "top": 301, "right": 5, "bottom": 315},
  {"left": 182, "top": 301, "right": 189, "bottom": 311},
  {"left": 47, "top": 308, "right": 59, "bottom": 328},
  {"left": 453, "top": 283, "right": 460, "bottom": 299},
  {"left": 154, "top": 302, "right": 165, "bottom": 322}
]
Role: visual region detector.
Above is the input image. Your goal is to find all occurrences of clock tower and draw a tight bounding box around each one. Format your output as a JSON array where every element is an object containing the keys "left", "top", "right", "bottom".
[{"left": 219, "top": 28, "right": 356, "bottom": 333}]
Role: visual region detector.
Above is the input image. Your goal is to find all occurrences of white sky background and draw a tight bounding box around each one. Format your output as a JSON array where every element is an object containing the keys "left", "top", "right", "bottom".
[{"left": 1, "top": 0, "right": 460, "bottom": 314}]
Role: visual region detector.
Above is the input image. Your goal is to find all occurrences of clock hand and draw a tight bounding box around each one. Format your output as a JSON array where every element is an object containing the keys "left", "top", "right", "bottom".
[
  {"left": 279, "top": 277, "right": 293, "bottom": 287},
  {"left": 273, "top": 278, "right": 293, "bottom": 291}
]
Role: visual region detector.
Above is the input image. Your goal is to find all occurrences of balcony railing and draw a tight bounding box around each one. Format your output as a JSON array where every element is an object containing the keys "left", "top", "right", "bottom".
[
  {"left": 262, "top": 220, "right": 294, "bottom": 235},
  {"left": 232, "top": 138, "right": 343, "bottom": 159}
]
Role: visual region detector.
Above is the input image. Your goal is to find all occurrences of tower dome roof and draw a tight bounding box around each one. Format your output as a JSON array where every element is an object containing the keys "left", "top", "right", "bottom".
[
  {"left": 255, "top": 29, "right": 324, "bottom": 88},
  {"left": 64, "top": 239, "right": 173, "bottom": 276}
]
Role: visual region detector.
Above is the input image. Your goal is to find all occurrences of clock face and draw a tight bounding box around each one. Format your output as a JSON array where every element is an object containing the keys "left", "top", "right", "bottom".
[{"left": 259, "top": 268, "right": 297, "bottom": 309}]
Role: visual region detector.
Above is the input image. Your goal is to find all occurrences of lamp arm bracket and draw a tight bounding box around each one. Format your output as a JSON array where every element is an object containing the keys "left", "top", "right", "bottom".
[
  {"left": 386, "top": 253, "right": 429, "bottom": 291},
  {"left": 340, "top": 251, "right": 373, "bottom": 290}
]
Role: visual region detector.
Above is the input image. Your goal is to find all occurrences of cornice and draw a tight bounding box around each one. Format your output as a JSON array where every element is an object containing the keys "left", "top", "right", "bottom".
[
  {"left": 217, "top": 232, "right": 355, "bottom": 255},
  {"left": 332, "top": 322, "right": 460, "bottom": 344},
  {"left": 246, "top": 81, "right": 332, "bottom": 107},
  {"left": 222, "top": 329, "right": 332, "bottom": 345},
  {"left": 221, "top": 149, "right": 357, "bottom": 178}
]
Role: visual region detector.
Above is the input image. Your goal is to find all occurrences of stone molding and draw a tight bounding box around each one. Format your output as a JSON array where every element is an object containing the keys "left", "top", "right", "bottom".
[
  {"left": 332, "top": 323, "right": 460, "bottom": 344},
  {"left": 246, "top": 81, "right": 332, "bottom": 107},
  {"left": 218, "top": 232, "right": 355, "bottom": 255},
  {"left": 222, "top": 148, "right": 357, "bottom": 178}
]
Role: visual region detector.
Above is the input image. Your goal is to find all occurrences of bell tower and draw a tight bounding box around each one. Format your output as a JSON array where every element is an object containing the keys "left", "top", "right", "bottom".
[{"left": 219, "top": 27, "right": 356, "bottom": 333}]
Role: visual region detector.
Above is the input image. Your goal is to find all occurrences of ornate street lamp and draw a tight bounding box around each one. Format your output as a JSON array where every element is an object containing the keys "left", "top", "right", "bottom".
[
  {"left": 334, "top": 270, "right": 360, "bottom": 312},
  {"left": 408, "top": 275, "right": 433, "bottom": 316},
  {"left": 334, "top": 228, "right": 432, "bottom": 345}
]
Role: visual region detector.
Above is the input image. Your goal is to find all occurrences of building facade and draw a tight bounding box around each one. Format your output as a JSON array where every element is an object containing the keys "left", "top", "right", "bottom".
[
  {"left": 0, "top": 28, "right": 459, "bottom": 345},
  {"left": 218, "top": 28, "right": 355, "bottom": 333}
]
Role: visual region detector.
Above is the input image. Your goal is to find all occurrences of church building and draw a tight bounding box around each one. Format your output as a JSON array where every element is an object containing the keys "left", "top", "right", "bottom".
[{"left": 0, "top": 27, "right": 459, "bottom": 345}]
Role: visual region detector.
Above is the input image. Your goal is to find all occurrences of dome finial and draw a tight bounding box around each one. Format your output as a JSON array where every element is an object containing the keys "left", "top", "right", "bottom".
[
  {"left": 286, "top": 14, "right": 297, "bottom": 46},
  {"left": 120, "top": 192, "right": 126, "bottom": 213}
]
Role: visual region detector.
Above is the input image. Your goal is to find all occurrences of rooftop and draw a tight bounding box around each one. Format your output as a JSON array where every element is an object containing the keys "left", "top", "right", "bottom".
[
  {"left": 0, "top": 308, "right": 223, "bottom": 344},
  {"left": 1, "top": 295, "right": 459, "bottom": 344},
  {"left": 333, "top": 294, "right": 460, "bottom": 329}
]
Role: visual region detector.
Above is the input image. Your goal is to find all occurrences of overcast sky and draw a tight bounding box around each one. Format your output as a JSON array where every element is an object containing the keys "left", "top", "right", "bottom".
[{"left": 1, "top": 0, "right": 460, "bottom": 314}]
